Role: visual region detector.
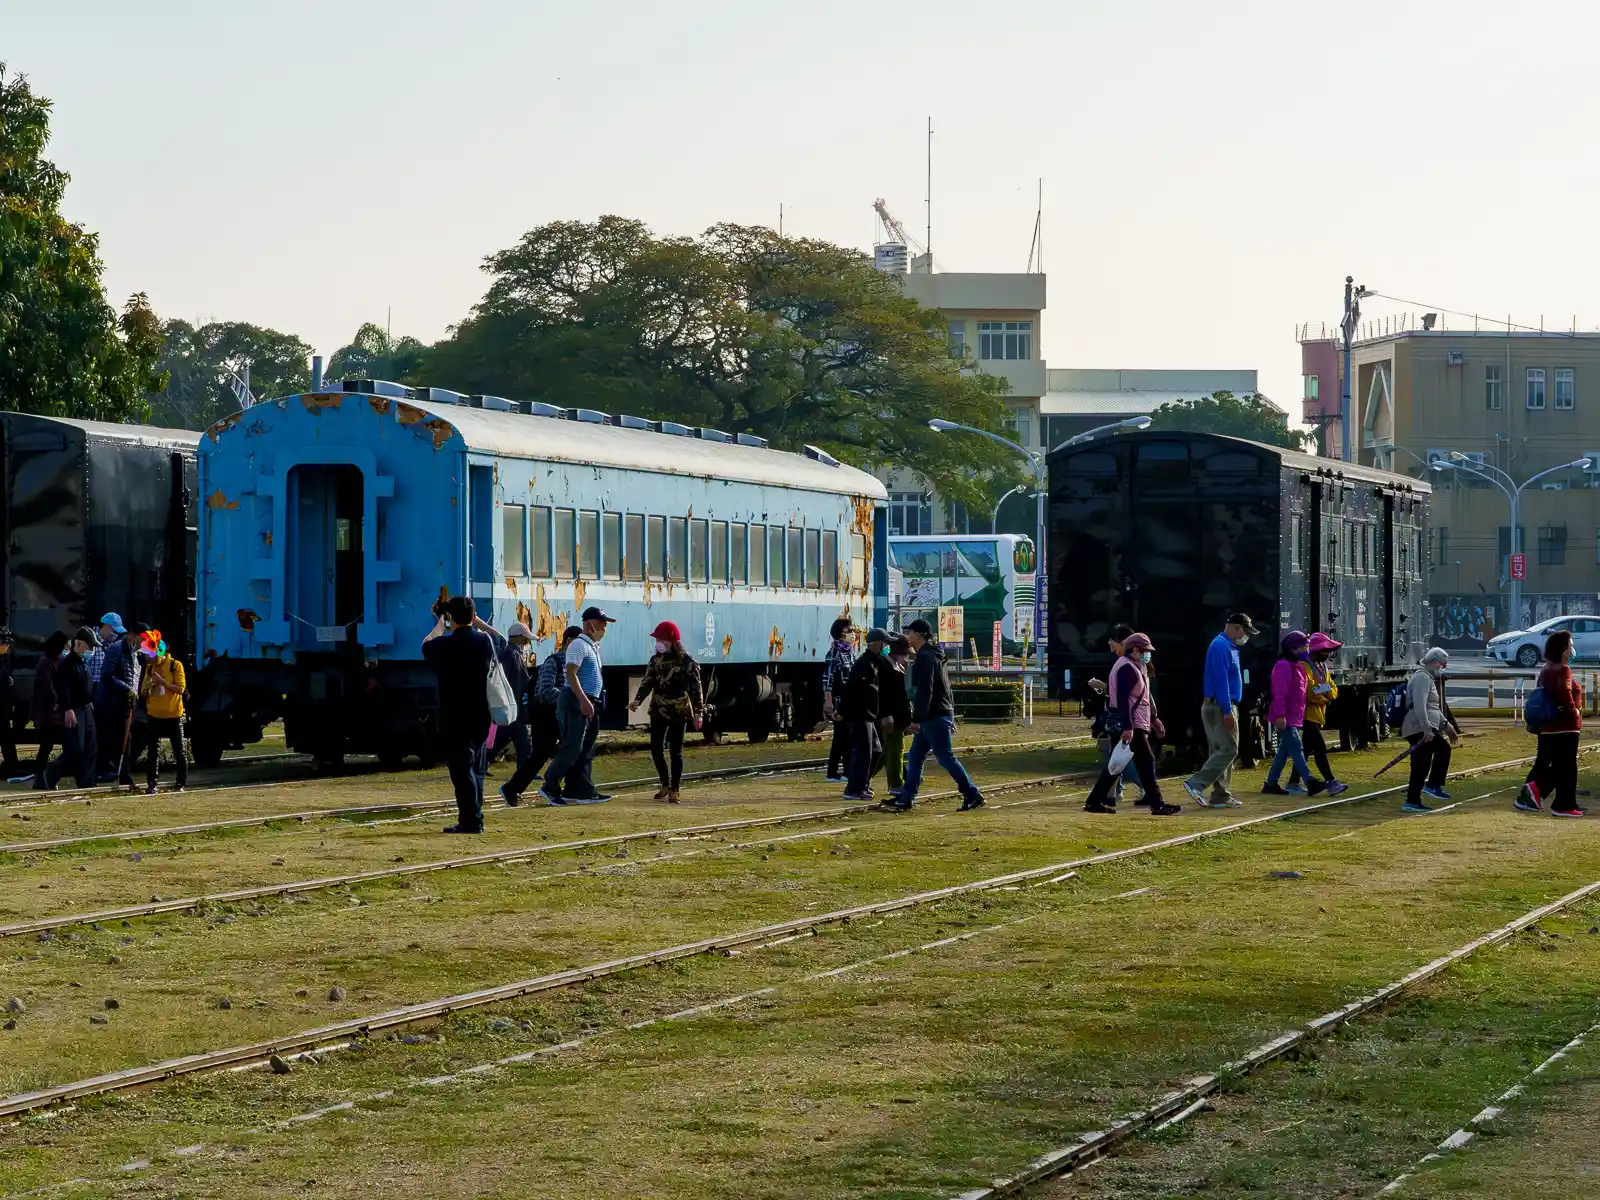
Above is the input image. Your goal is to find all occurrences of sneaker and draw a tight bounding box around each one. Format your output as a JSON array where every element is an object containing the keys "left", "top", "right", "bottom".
[
  {"left": 1325, "top": 780, "right": 1348, "bottom": 796},
  {"left": 666, "top": 789, "right": 681, "bottom": 804},
  {"left": 1213, "top": 795, "right": 1243, "bottom": 808},
  {"left": 824, "top": 775, "right": 849, "bottom": 784},
  {"left": 887, "top": 796, "right": 914, "bottom": 812},
  {"left": 1402, "top": 799, "right": 1434, "bottom": 813},
  {"left": 538, "top": 789, "right": 567, "bottom": 806},
  {"left": 1183, "top": 781, "right": 1211, "bottom": 806},
  {"left": 1307, "top": 780, "right": 1327, "bottom": 797},
  {"left": 442, "top": 824, "right": 483, "bottom": 834},
  {"left": 1422, "top": 785, "right": 1452, "bottom": 802},
  {"left": 567, "top": 794, "right": 611, "bottom": 805},
  {"left": 1261, "top": 783, "right": 1289, "bottom": 796},
  {"left": 1150, "top": 802, "right": 1182, "bottom": 816},
  {"left": 144, "top": 785, "right": 157, "bottom": 796},
  {"left": 1552, "top": 806, "right": 1586, "bottom": 818},
  {"left": 842, "top": 790, "right": 872, "bottom": 802},
  {"left": 1516, "top": 782, "right": 1543, "bottom": 812},
  {"left": 653, "top": 787, "right": 669, "bottom": 801},
  {"left": 1284, "top": 784, "right": 1307, "bottom": 796},
  {"left": 1083, "top": 801, "right": 1117, "bottom": 814},
  {"left": 500, "top": 784, "right": 521, "bottom": 808},
  {"left": 958, "top": 795, "right": 986, "bottom": 812}
]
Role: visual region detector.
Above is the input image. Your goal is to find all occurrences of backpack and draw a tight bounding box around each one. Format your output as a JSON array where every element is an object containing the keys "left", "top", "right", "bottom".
[
  {"left": 1382, "top": 682, "right": 1410, "bottom": 728},
  {"left": 486, "top": 654, "right": 516, "bottom": 726},
  {"left": 1524, "top": 686, "right": 1557, "bottom": 734},
  {"left": 534, "top": 653, "right": 564, "bottom": 706}
]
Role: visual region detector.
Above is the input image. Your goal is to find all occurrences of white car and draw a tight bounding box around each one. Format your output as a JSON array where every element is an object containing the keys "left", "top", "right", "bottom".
[{"left": 1485, "top": 615, "right": 1600, "bottom": 668}]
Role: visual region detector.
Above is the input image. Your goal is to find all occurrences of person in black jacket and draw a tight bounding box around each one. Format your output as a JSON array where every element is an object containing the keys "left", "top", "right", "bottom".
[
  {"left": 422, "top": 596, "right": 495, "bottom": 834},
  {"left": 474, "top": 617, "right": 534, "bottom": 800},
  {"left": 44, "top": 628, "right": 99, "bottom": 790},
  {"left": 0, "top": 627, "right": 18, "bottom": 778},
  {"left": 888, "top": 618, "right": 984, "bottom": 812},
  {"left": 30, "top": 631, "right": 67, "bottom": 789},
  {"left": 841, "top": 628, "right": 893, "bottom": 801}
]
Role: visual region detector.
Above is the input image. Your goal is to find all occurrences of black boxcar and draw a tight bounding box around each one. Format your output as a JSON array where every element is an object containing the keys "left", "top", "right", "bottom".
[
  {"left": 1047, "top": 431, "right": 1430, "bottom": 761},
  {"left": 0, "top": 414, "right": 199, "bottom": 713}
]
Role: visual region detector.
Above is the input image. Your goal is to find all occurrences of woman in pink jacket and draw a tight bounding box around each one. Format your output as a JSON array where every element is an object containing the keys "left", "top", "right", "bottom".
[{"left": 1261, "top": 630, "right": 1328, "bottom": 797}]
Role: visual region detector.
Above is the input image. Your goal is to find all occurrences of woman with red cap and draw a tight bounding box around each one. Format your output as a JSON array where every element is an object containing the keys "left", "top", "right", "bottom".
[{"left": 629, "top": 620, "right": 705, "bottom": 802}]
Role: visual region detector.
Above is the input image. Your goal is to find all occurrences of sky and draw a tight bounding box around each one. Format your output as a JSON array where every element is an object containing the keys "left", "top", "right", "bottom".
[{"left": 9, "top": 0, "right": 1600, "bottom": 419}]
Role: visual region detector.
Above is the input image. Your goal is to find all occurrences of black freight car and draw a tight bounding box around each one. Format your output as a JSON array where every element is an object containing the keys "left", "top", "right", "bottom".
[
  {"left": 1047, "top": 431, "right": 1430, "bottom": 763},
  {"left": 0, "top": 414, "right": 200, "bottom": 715}
]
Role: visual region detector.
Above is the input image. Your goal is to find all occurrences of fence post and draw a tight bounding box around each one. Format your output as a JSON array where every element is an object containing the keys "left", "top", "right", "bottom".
[{"left": 1487, "top": 680, "right": 1495, "bottom": 711}]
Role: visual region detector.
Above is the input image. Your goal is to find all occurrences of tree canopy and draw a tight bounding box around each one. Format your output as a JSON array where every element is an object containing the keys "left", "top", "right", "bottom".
[
  {"left": 1145, "top": 390, "right": 1310, "bottom": 451},
  {"left": 326, "top": 321, "right": 428, "bottom": 384},
  {"left": 423, "top": 216, "right": 1021, "bottom": 505},
  {"left": 0, "top": 64, "right": 165, "bottom": 421},
  {"left": 146, "top": 319, "right": 312, "bottom": 429}
]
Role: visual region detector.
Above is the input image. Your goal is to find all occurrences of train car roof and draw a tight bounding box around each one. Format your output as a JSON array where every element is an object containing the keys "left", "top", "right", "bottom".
[
  {"left": 1, "top": 411, "right": 202, "bottom": 449},
  {"left": 1050, "top": 430, "right": 1430, "bottom": 494}
]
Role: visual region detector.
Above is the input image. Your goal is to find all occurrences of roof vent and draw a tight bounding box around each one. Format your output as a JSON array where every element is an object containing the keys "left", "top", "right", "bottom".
[
  {"left": 342, "top": 379, "right": 417, "bottom": 400},
  {"left": 615, "top": 414, "right": 652, "bottom": 430},
  {"left": 565, "top": 408, "right": 609, "bottom": 425},
  {"left": 695, "top": 427, "right": 732, "bottom": 443},
  {"left": 515, "top": 401, "right": 565, "bottom": 418},
  {"left": 465, "top": 394, "right": 514, "bottom": 412},
  {"left": 736, "top": 433, "right": 769, "bottom": 449},
  {"left": 652, "top": 420, "right": 692, "bottom": 437},
  {"left": 802, "top": 444, "right": 840, "bottom": 467},
  {"left": 414, "top": 387, "right": 470, "bottom": 406}
]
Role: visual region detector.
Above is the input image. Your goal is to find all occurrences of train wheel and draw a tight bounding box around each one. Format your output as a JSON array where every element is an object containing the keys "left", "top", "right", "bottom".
[
  {"left": 748, "top": 728, "right": 770, "bottom": 744},
  {"left": 377, "top": 743, "right": 405, "bottom": 772},
  {"left": 189, "top": 724, "right": 225, "bottom": 769}
]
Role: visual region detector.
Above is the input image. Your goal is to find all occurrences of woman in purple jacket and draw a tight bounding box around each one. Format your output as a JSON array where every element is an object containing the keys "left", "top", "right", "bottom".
[{"left": 1261, "top": 631, "right": 1328, "bottom": 797}]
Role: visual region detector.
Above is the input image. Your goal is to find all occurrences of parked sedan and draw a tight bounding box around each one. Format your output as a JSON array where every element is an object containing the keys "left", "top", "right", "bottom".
[{"left": 1486, "top": 615, "right": 1600, "bottom": 667}]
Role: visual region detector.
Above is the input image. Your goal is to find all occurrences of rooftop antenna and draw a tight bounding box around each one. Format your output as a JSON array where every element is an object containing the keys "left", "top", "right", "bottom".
[
  {"left": 779, "top": 202, "right": 784, "bottom": 238},
  {"left": 1025, "top": 178, "right": 1044, "bottom": 273}
]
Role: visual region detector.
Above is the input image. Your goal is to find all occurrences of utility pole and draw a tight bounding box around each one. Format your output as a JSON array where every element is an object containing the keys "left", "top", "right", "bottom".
[
  {"left": 1339, "top": 276, "right": 1368, "bottom": 463},
  {"left": 925, "top": 117, "right": 933, "bottom": 266}
]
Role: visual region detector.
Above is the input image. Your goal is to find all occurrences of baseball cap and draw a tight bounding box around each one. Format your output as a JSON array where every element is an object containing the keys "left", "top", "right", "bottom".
[
  {"left": 904, "top": 618, "right": 934, "bottom": 637},
  {"left": 581, "top": 606, "right": 616, "bottom": 624},
  {"left": 74, "top": 626, "right": 101, "bottom": 649},
  {"left": 865, "top": 627, "right": 891, "bottom": 645},
  {"left": 99, "top": 612, "right": 127, "bottom": 635},
  {"left": 1226, "top": 612, "right": 1258, "bottom": 634},
  {"left": 507, "top": 622, "right": 532, "bottom": 640}
]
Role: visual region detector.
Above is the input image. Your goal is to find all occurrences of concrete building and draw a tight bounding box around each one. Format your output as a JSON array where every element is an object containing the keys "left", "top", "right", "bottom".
[
  {"left": 1300, "top": 327, "right": 1600, "bottom": 644},
  {"left": 1039, "top": 368, "right": 1265, "bottom": 452}
]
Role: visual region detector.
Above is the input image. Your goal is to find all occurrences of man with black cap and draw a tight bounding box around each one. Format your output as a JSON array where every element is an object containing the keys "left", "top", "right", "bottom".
[
  {"left": 1182, "top": 612, "right": 1256, "bottom": 808},
  {"left": 422, "top": 596, "right": 495, "bottom": 833},
  {"left": 889, "top": 617, "right": 985, "bottom": 812},
  {"left": 541, "top": 605, "right": 615, "bottom": 805},
  {"left": 840, "top": 627, "right": 893, "bottom": 802}
]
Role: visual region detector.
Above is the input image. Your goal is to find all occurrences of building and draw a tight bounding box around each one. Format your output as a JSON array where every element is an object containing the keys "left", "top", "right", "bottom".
[
  {"left": 1039, "top": 368, "right": 1265, "bottom": 451},
  {"left": 1299, "top": 326, "right": 1600, "bottom": 643}
]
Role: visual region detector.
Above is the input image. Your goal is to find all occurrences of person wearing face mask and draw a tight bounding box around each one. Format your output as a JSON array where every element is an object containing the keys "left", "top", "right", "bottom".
[
  {"left": 1261, "top": 631, "right": 1328, "bottom": 798},
  {"left": 630, "top": 621, "right": 705, "bottom": 803},
  {"left": 1086, "top": 625, "right": 1144, "bottom": 806},
  {"left": 840, "top": 628, "right": 894, "bottom": 802},
  {"left": 1288, "top": 632, "right": 1348, "bottom": 796},
  {"left": 1183, "top": 613, "right": 1256, "bottom": 808},
  {"left": 540, "top": 606, "right": 616, "bottom": 806},
  {"left": 881, "top": 635, "right": 914, "bottom": 795},
  {"left": 1082, "top": 633, "right": 1179, "bottom": 815},
  {"left": 1400, "top": 647, "right": 1460, "bottom": 812}
]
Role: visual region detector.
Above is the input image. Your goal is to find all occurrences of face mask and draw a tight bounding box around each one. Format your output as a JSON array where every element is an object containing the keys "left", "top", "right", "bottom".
[
  {"left": 880, "top": 645, "right": 891, "bottom": 657},
  {"left": 1233, "top": 635, "right": 1249, "bottom": 647},
  {"left": 654, "top": 640, "right": 667, "bottom": 655}
]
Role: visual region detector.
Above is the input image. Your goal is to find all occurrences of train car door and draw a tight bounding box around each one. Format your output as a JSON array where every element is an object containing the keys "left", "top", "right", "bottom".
[
  {"left": 288, "top": 464, "right": 365, "bottom": 658},
  {"left": 467, "top": 462, "right": 495, "bottom": 620}
]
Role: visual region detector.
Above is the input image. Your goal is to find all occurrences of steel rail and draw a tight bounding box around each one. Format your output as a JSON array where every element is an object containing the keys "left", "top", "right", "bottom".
[
  {"left": 949, "top": 870, "right": 1600, "bottom": 1199},
  {"left": 0, "top": 753, "right": 1549, "bottom": 1118}
]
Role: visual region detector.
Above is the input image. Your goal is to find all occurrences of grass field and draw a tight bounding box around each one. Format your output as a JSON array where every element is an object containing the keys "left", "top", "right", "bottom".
[{"left": 1, "top": 716, "right": 1597, "bottom": 1198}]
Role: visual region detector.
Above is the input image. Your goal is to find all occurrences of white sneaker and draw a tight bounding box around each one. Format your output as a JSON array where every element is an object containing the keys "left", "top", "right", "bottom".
[{"left": 1182, "top": 780, "right": 1212, "bottom": 806}]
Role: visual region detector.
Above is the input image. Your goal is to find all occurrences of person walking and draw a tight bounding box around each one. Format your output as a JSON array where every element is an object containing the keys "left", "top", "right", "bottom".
[
  {"left": 881, "top": 635, "right": 914, "bottom": 795},
  {"left": 140, "top": 635, "right": 188, "bottom": 794},
  {"left": 29, "top": 631, "right": 67, "bottom": 789},
  {"left": 1289, "top": 632, "right": 1348, "bottom": 795},
  {"left": 422, "top": 596, "right": 495, "bottom": 834},
  {"left": 1399, "top": 647, "right": 1459, "bottom": 813},
  {"left": 501, "top": 625, "right": 579, "bottom": 806},
  {"left": 93, "top": 613, "right": 139, "bottom": 784},
  {"left": 0, "top": 627, "right": 20, "bottom": 780},
  {"left": 629, "top": 621, "right": 705, "bottom": 803},
  {"left": 888, "top": 618, "right": 985, "bottom": 812},
  {"left": 1087, "top": 625, "right": 1145, "bottom": 806},
  {"left": 474, "top": 616, "right": 534, "bottom": 794},
  {"left": 1082, "top": 633, "right": 1180, "bottom": 815},
  {"left": 1518, "top": 629, "right": 1584, "bottom": 816},
  {"left": 822, "top": 618, "right": 857, "bottom": 784},
  {"left": 1260, "top": 631, "right": 1327, "bottom": 798},
  {"left": 841, "top": 628, "right": 892, "bottom": 802},
  {"left": 1182, "top": 613, "right": 1255, "bottom": 808},
  {"left": 44, "top": 628, "right": 98, "bottom": 791},
  {"left": 540, "top": 606, "right": 615, "bottom": 806}
]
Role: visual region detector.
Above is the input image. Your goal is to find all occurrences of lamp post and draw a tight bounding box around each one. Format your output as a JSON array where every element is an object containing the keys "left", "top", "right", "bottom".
[
  {"left": 1050, "top": 416, "right": 1155, "bottom": 454},
  {"left": 1432, "top": 454, "right": 1590, "bottom": 630},
  {"left": 991, "top": 483, "right": 1027, "bottom": 535}
]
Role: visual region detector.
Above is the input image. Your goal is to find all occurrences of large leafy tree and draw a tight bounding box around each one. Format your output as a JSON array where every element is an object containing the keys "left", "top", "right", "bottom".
[
  {"left": 424, "top": 216, "right": 1020, "bottom": 505},
  {"left": 326, "top": 321, "right": 429, "bottom": 384},
  {"left": 0, "top": 64, "right": 166, "bottom": 420},
  {"left": 1146, "top": 390, "right": 1311, "bottom": 451},
  {"left": 146, "top": 319, "right": 312, "bottom": 429}
]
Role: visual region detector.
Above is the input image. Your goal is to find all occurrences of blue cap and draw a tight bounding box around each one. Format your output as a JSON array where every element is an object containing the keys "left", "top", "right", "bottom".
[{"left": 99, "top": 612, "right": 126, "bottom": 635}]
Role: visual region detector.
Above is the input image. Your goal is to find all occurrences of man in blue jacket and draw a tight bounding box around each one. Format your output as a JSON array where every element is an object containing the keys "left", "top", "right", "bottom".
[{"left": 1183, "top": 612, "right": 1255, "bottom": 808}]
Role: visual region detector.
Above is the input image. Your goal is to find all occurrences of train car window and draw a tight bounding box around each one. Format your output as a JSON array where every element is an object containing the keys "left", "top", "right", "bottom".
[
  {"left": 578, "top": 511, "right": 599, "bottom": 579},
  {"left": 732, "top": 522, "right": 748, "bottom": 584},
  {"left": 787, "top": 527, "right": 804, "bottom": 589},
  {"left": 1289, "top": 517, "right": 1301, "bottom": 573},
  {"left": 668, "top": 517, "right": 688, "bottom": 583},
  {"left": 1361, "top": 524, "right": 1370, "bottom": 575},
  {"left": 647, "top": 515, "right": 667, "bottom": 580},
  {"left": 602, "top": 512, "right": 622, "bottom": 579},
  {"left": 850, "top": 533, "right": 867, "bottom": 590},
  {"left": 804, "top": 529, "right": 821, "bottom": 587},
  {"left": 689, "top": 519, "right": 708, "bottom": 582},
  {"left": 624, "top": 514, "right": 644, "bottom": 581},
  {"left": 532, "top": 506, "right": 552, "bottom": 576},
  {"left": 503, "top": 505, "right": 527, "bottom": 576},
  {"left": 769, "top": 525, "right": 785, "bottom": 586},
  {"left": 711, "top": 520, "right": 729, "bottom": 583},
  {"left": 821, "top": 530, "right": 839, "bottom": 589},
  {"left": 1068, "top": 451, "right": 1119, "bottom": 476},
  {"left": 554, "top": 509, "right": 576, "bottom": 578},
  {"left": 1201, "top": 450, "right": 1263, "bottom": 476},
  {"left": 1134, "top": 441, "right": 1192, "bottom": 494},
  {"left": 750, "top": 525, "right": 767, "bottom": 586}
]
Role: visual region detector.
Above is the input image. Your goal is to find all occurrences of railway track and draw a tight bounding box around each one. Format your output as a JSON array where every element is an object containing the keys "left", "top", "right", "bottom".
[{"left": 0, "top": 750, "right": 1555, "bottom": 1120}]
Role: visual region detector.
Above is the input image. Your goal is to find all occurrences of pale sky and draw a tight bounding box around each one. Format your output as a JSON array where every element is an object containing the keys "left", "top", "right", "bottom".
[{"left": 8, "top": 0, "right": 1600, "bottom": 417}]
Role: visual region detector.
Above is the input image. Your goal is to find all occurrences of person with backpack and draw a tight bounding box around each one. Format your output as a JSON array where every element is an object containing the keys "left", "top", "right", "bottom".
[
  {"left": 629, "top": 621, "right": 705, "bottom": 803},
  {"left": 500, "top": 625, "right": 579, "bottom": 807},
  {"left": 29, "top": 631, "right": 67, "bottom": 789},
  {"left": 1399, "top": 647, "right": 1459, "bottom": 813},
  {"left": 1287, "top": 632, "right": 1349, "bottom": 796},
  {"left": 422, "top": 596, "right": 495, "bottom": 834},
  {"left": 822, "top": 618, "right": 857, "bottom": 784},
  {"left": 1518, "top": 629, "right": 1584, "bottom": 816},
  {"left": 1261, "top": 631, "right": 1328, "bottom": 798},
  {"left": 1183, "top": 613, "right": 1255, "bottom": 808},
  {"left": 140, "top": 634, "right": 188, "bottom": 794},
  {"left": 1082, "top": 632, "right": 1179, "bottom": 815}
]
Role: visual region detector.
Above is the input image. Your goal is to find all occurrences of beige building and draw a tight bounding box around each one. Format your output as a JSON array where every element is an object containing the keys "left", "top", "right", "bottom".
[{"left": 1345, "top": 329, "right": 1600, "bottom": 634}]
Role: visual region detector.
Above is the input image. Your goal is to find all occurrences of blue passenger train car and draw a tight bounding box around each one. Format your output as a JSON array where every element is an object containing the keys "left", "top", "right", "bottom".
[{"left": 191, "top": 380, "right": 888, "bottom": 767}]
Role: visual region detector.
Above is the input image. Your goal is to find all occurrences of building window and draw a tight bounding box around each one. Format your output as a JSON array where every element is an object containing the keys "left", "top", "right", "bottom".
[
  {"left": 946, "top": 500, "right": 974, "bottom": 535},
  {"left": 502, "top": 504, "right": 527, "bottom": 576},
  {"left": 888, "top": 490, "right": 933, "bottom": 536},
  {"left": 1003, "top": 409, "right": 1033, "bottom": 447},
  {"left": 978, "top": 320, "right": 1032, "bottom": 361},
  {"left": 948, "top": 322, "right": 966, "bottom": 359},
  {"left": 1527, "top": 367, "right": 1546, "bottom": 410},
  {"left": 1538, "top": 524, "right": 1567, "bottom": 566},
  {"left": 1303, "top": 374, "right": 1319, "bottom": 401},
  {"left": 1556, "top": 368, "right": 1575, "bottom": 410},
  {"left": 1485, "top": 365, "right": 1502, "bottom": 410}
]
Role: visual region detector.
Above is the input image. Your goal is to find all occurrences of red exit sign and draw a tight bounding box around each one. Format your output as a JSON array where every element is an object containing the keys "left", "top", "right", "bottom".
[{"left": 1510, "top": 553, "right": 1527, "bottom": 581}]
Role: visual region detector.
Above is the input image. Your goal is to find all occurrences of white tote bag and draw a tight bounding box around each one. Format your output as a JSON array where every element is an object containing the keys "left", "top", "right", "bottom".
[
  {"left": 486, "top": 655, "right": 517, "bottom": 726},
  {"left": 1107, "top": 739, "right": 1134, "bottom": 776}
]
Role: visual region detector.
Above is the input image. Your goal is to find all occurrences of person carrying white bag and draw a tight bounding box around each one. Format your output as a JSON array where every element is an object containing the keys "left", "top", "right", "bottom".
[{"left": 1081, "top": 633, "right": 1180, "bottom": 816}]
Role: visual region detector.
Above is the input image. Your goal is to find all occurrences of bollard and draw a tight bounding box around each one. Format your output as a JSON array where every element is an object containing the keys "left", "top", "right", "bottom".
[{"left": 1487, "top": 680, "right": 1495, "bottom": 711}]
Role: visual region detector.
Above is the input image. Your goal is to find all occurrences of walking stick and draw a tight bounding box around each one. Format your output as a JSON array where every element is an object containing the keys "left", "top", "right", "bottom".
[{"left": 1374, "top": 738, "right": 1424, "bottom": 778}]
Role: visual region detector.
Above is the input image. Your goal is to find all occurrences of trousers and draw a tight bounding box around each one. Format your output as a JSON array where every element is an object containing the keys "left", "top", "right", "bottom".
[
  {"left": 44, "top": 707, "right": 97, "bottom": 790},
  {"left": 443, "top": 736, "right": 488, "bottom": 829},
  {"left": 543, "top": 690, "right": 600, "bottom": 800},
  {"left": 1266, "top": 725, "right": 1315, "bottom": 787},
  {"left": 144, "top": 716, "right": 188, "bottom": 790},
  {"left": 846, "top": 718, "right": 883, "bottom": 795},
  {"left": 881, "top": 721, "right": 905, "bottom": 790},
  {"left": 1406, "top": 733, "right": 1452, "bottom": 804},
  {"left": 650, "top": 710, "right": 687, "bottom": 791},
  {"left": 1186, "top": 699, "right": 1239, "bottom": 797},
  {"left": 900, "top": 715, "right": 980, "bottom": 804},
  {"left": 1526, "top": 731, "right": 1580, "bottom": 810},
  {"left": 1087, "top": 729, "right": 1162, "bottom": 807},
  {"left": 827, "top": 719, "right": 854, "bottom": 778},
  {"left": 504, "top": 706, "right": 562, "bottom": 798}
]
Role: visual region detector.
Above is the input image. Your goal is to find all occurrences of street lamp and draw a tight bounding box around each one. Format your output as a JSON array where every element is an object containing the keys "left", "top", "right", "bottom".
[
  {"left": 1433, "top": 453, "right": 1590, "bottom": 628},
  {"left": 991, "top": 483, "right": 1028, "bottom": 535},
  {"left": 1050, "top": 415, "right": 1153, "bottom": 454}
]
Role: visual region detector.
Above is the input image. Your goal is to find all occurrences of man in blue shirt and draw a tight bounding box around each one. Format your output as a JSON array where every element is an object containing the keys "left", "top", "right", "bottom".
[
  {"left": 540, "top": 606, "right": 615, "bottom": 805},
  {"left": 1183, "top": 612, "right": 1256, "bottom": 808}
]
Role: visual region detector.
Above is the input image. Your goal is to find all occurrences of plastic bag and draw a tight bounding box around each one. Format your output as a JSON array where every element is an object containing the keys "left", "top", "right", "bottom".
[
  {"left": 486, "top": 656, "right": 517, "bottom": 726},
  {"left": 1107, "top": 739, "right": 1134, "bottom": 776}
]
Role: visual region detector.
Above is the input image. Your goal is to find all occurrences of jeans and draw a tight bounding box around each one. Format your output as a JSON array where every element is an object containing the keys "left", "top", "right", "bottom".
[
  {"left": 543, "top": 691, "right": 600, "bottom": 800},
  {"left": 882, "top": 721, "right": 905, "bottom": 791},
  {"left": 1266, "top": 725, "right": 1315, "bottom": 787},
  {"left": 1526, "top": 731, "right": 1580, "bottom": 810},
  {"left": 504, "top": 706, "right": 561, "bottom": 798},
  {"left": 1186, "top": 700, "right": 1239, "bottom": 798},
  {"left": 650, "top": 710, "right": 687, "bottom": 791},
  {"left": 32, "top": 728, "right": 59, "bottom": 789},
  {"left": 1086, "top": 730, "right": 1162, "bottom": 807},
  {"left": 826, "top": 719, "right": 853, "bottom": 778},
  {"left": 444, "top": 737, "right": 488, "bottom": 829},
  {"left": 900, "top": 715, "right": 980, "bottom": 804},
  {"left": 1406, "top": 733, "right": 1452, "bottom": 805},
  {"left": 144, "top": 716, "right": 188, "bottom": 790},
  {"left": 44, "top": 707, "right": 97, "bottom": 790},
  {"left": 846, "top": 718, "right": 883, "bottom": 795}
]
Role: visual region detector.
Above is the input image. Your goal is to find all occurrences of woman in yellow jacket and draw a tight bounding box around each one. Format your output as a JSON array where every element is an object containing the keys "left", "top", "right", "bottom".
[
  {"left": 1291, "top": 632, "right": 1347, "bottom": 795},
  {"left": 139, "top": 635, "right": 187, "bottom": 794}
]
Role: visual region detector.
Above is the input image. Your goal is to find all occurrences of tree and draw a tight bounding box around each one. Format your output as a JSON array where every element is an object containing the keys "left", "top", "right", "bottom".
[
  {"left": 326, "top": 321, "right": 429, "bottom": 384},
  {"left": 1145, "top": 390, "right": 1311, "bottom": 451},
  {"left": 146, "top": 319, "right": 312, "bottom": 429},
  {"left": 0, "top": 64, "right": 165, "bottom": 421},
  {"left": 423, "top": 216, "right": 1021, "bottom": 506}
]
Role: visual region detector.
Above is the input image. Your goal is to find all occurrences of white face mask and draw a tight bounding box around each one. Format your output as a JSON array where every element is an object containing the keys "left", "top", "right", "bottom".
[
  {"left": 654, "top": 640, "right": 667, "bottom": 655},
  {"left": 1233, "top": 634, "right": 1249, "bottom": 647}
]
